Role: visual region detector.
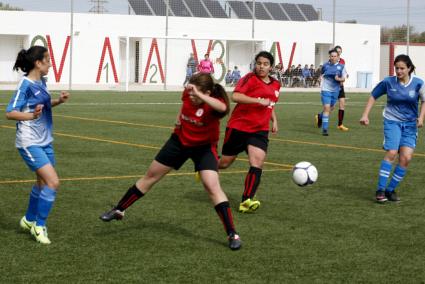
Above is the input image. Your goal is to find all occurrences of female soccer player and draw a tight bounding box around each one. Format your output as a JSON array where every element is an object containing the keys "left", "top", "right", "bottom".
[
  {"left": 315, "top": 49, "right": 345, "bottom": 136},
  {"left": 360, "top": 54, "right": 425, "bottom": 202},
  {"left": 218, "top": 51, "right": 281, "bottom": 213},
  {"left": 6, "top": 46, "right": 70, "bottom": 244},
  {"left": 100, "top": 73, "right": 241, "bottom": 250}
]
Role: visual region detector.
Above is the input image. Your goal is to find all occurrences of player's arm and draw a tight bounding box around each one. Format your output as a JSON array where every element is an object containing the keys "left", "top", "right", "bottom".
[
  {"left": 51, "top": 91, "right": 70, "bottom": 107},
  {"left": 271, "top": 109, "right": 278, "bottom": 134},
  {"left": 417, "top": 86, "right": 425, "bottom": 128},
  {"left": 359, "top": 96, "right": 376, "bottom": 126},
  {"left": 188, "top": 84, "right": 227, "bottom": 113},
  {"left": 232, "top": 92, "right": 270, "bottom": 107},
  {"left": 6, "top": 104, "right": 43, "bottom": 121}
]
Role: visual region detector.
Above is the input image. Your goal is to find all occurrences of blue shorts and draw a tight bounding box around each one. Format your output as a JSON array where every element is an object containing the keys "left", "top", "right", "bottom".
[
  {"left": 18, "top": 144, "right": 56, "bottom": 172},
  {"left": 321, "top": 91, "right": 339, "bottom": 107},
  {"left": 383, "top": 119, "right": 418, "bottom": 151}
]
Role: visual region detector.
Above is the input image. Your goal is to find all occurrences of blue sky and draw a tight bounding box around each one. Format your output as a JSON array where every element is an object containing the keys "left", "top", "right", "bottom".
[{"left": 3, "top": 0, "right": 425, "bottom": 31}]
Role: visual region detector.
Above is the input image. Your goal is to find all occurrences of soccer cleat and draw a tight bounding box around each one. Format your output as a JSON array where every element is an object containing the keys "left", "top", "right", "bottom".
[
  {"left": 228, "top": 233, "right": 242, "bottom": 250},
  {"left": 385, "top": 191, "right": 400, "bottom": 202},
  {"left": 19, "top": 216, "right": 34, "bottom": 232},
  {"left": 31, "top": 225, "right": 51, "bottom": 244},
  {"left": 337, "top": 124, "right": 349, "bottom": 131},
  {"left": 239, "top": 198, "right": 261, "bottom": 213},
  {"left": 375, "top": 191, "right": 387, "bottom": 203},
  {"left": 322, "top": 130, "right": 329, "bottom": 136},
  {"left": 99, "top": 208, "right": 125, "bottom": 222}
]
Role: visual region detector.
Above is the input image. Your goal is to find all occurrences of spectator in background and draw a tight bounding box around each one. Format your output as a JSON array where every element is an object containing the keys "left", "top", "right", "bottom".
[
  {"left": 225, "top": 69, "right": 233, "bottom": 86},
  {"left": 312, "top": 65, "right": 322, "bottom": 87},
  {"left": 187, "top": 53, "right": 198, "bottom": 75},
  {"left": 183, "top": 64, "right": 193, "bottom": 87},
  {"left": 285, "top": 65, "right": 295, "bottom": 87},
  {"left": 198, "top": 53, "right": 214, "bottom": 74},
  {"left": 292, "top": 64, "right": 303, "bottom": 87},
  {"left": 302, "top": 64, "right": 312, "bottom": 87},
  {"left": 231, "top": 66, "right": 241, "bottom": 85},
  {"left": 309, "top": 64, "right": 315, "bottom": 84}
]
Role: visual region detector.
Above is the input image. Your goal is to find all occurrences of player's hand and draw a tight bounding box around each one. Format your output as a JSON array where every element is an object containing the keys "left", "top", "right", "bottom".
[
  {"left": 417, "top": 118, "right": 424, "bottom": 128},
  {"left": 258, "top": 98, "right": 271, "bottom": 106},
  {"left": 359, "top": 115, "right": 369, "bottom": 126},
  {"left": 33, "top": 104, "right": 43, "bottom": 119},
  {"left": 271, "top": 121, "right": 278, "bottom": 134},
  {"left": 59, "top": 91, "right": 70, "bottom": 103},
  {"left": 187, "top": 84, "right": 200, "bottom": 96}
]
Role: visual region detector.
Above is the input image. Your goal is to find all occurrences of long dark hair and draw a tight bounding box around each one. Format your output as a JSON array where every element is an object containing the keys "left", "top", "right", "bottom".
[
  {"left": 189, "top": 73, "right": 230, "bottom": 118},
  {"left": 394, "top": 54, "right": 416, "bottom": 75},
  {"left": 13, "top": 46, "right": 48, "bottom": 75}
]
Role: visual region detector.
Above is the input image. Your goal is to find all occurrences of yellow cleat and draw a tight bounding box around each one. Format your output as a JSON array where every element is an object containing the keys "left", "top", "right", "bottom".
[
  {"left": 31, "top": 225, "right": 51, "bottom": 245},
  {"left": 19, "top": 216, "right": 34, "bottom": 232},
  {"left": 337, "top": 125, "right": 349, "bottom": 131},
  {"left": 239, "top": 198, "right": 261, "bottom": 213}
]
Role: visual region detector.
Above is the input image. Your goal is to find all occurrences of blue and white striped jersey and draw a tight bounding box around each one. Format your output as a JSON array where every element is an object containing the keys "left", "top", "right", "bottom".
[
  {"left": 321, "top": 61, "right": 344, "bottom": 93},
  {"left": 6, "top": 77, "right": 53, "bottom": 148},
  {"left": 372, "top": 76, "right": 425, "bottom": 122}
]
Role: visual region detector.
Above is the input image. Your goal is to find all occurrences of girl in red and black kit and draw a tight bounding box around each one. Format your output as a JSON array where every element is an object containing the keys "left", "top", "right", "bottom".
[
  {"left": 219, "top": 51, "right": 281, "bottom": 213},
  {"left": 100, "top": 73, "right": 241, "bottom": 250}
]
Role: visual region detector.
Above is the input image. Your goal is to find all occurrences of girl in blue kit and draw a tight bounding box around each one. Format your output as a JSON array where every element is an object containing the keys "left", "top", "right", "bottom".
[
  {"left": 360, "top": 55, "right": 425, "bottom": 202},
  {"left": 6, "top": 46, "right": 70, "bottom": 244}
]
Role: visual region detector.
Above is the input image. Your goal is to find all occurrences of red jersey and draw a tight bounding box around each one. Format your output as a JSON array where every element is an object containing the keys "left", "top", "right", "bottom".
[
  {"left": 227, "top": 72, "right": 281, "bottom": 133},
  {"left": 339, "top": 58, "right": 346, "bottom": 65},
  {"left": 174, "top": 89, "right": 223, "bottom": 146}
]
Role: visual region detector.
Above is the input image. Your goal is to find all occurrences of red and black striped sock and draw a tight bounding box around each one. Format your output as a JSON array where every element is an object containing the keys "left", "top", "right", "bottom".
[
  {"left": 116, "top": 184, "right": 144, "bottom": 211},
  {"left": 242, "top": 166, "right": 262, "bottom": 201},
  {"left": 338, "top": 109, "right": 345, "bottom": 126},
  {"left": 214, "top": 201, "right": 235, "bottom": 235}
]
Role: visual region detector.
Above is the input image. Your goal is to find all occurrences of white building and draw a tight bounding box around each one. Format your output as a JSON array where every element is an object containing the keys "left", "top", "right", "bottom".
[{"left": 0, "top": 10, "right": 381, "bottom": 90}]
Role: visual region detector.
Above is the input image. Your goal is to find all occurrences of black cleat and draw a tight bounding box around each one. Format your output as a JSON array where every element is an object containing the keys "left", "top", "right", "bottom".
[
  {"left": 375, "top": 191, "right": 387, "bottom": 203},
  {"left": 99, "top": 208, "right": 125, "bottom": 222},
  {"left": 322, "top": 130, "right": 329, "bottom": 136},
  {"left": 385, "top": 191, "right": 400, "bottom": 202},
  {"left": 228, "top": 233, "right": 242, "bottom": 250}
]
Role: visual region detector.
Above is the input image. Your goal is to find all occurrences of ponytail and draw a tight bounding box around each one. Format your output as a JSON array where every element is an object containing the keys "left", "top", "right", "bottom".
[
  {"left": 13, "top": 46, "right": 48, "bottom": 75},
  {"left": 212, "top": 83, "right": 230, "bottom": 118}
]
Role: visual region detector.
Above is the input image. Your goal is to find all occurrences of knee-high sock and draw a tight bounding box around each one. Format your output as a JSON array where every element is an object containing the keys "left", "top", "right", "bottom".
[
  {"left": 242, "top": 166, "right": 262, "bottom": 201},
  {"left": 322, "top": 114, "right": 329, "bottom": 132},
  {"left": 25, "top": 185, "right": 41, "bottom": 222},
  {"left": 377, "top": 160, "right": 393, "bottom": 191},
  {"left": 386, "top": 165, "right": 406, "bottom": 192},
  {"left": 338, "top": 109, "right": 345, "bottom": 126},
  {"left": 215, "top": 201, "right": 235, "bottom": 235},
  {"left": 116, "top": 184, "right": 144, "bottom": 211},
  {"left": 36, "top": 186, "right": 57, "bottom": 226}
]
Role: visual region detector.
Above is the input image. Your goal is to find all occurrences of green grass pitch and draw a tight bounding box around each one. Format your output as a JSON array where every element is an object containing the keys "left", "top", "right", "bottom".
[{"left": 1, "top": 90, "right": 425, "bottom": 283}]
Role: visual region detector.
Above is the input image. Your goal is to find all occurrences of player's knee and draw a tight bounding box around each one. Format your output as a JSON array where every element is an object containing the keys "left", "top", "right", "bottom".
[
  {"left": 385, "top": 151, "right": 398, "bottom": 162},
  {"left": 46, "top": 179, "right": 59, "bottom": 190},
  {"left": 399, "top": 155, "right": 412, "bottom": 167}
]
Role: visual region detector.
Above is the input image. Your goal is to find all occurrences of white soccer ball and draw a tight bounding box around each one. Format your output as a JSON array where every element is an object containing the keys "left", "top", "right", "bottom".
[{"left": 292, "top": 161, "right": 318, "bottom": 187}]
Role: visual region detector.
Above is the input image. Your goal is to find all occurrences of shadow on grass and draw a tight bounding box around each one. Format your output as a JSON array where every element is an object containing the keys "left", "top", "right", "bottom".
[{"left": 93, "top": 218, "right": 224, "bottom": 247}]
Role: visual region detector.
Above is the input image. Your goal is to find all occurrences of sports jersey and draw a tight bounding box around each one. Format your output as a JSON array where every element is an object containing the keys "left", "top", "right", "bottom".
[
  {"left": 371, "top": 75, "right": 425, "bottom": 122},
  {"left": 321, "top": 61, "right": 344, "bottom": 93},
  {"left": 227, "top": 72, "right": 281, "bottom": 133},
  {"left": 6, "top": 77, "right": 53, "bottom": 148},
  {"left": 198, "top": 59, "right": 214, "bottom": 74},
  {"left": 174, "top": 89, "right": 223, "bottom": 146}
]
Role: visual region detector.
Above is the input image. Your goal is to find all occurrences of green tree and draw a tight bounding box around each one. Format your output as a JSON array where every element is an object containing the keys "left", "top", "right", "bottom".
[{"left": 0, "top": 2, "right": 23, "bottom": 10}]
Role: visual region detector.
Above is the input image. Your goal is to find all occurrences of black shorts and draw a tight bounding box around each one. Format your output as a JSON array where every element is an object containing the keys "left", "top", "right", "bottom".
[
  {"left": 221, "top": 128, "right": 269, "bottom": 156},
  {"left": 338, "top": 85, "right": 345, "bottom": 99},
  {"left": 155, "top": 134, "right": 218, "bottom": 172}
]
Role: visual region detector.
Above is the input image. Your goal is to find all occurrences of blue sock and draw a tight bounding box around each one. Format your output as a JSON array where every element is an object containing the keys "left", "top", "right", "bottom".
[
  {"left": 377, "top": 160, "right": 392, "bottom": 191},
  {"left": 36, "top": 186, "right": 57, "bottom": 227},
  {"left": 25, "top": 185, "right": 41, "bottom": 222},
  {"left": 386, "top": 165, "right": 406, "bottom": 192},
  {"left": 322, "top": 114, "right": 329, "bottom": 132}
]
